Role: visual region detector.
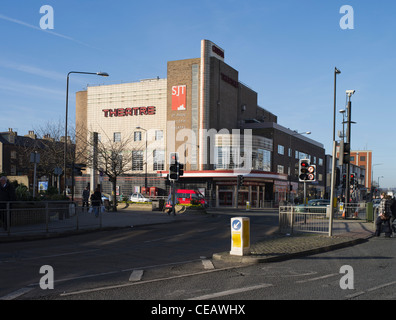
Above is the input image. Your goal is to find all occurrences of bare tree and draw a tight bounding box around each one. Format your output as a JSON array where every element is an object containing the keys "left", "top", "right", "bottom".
[{"left": 76, "top": 129, "right": 134, "bottom": 212}]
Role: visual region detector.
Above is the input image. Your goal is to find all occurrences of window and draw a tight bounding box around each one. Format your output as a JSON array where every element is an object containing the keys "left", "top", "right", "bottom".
[
  {"left": 132, "top": 151, "right": 143, "bottom": 171},
  {"left": 277, "top": 165, "right": 284, "bottom": 174},
  {"left": 114, "top": 132, "right": 121, "bottom": 142},
  {"left": 254, "top": 149, "right": 271, "bottom": 172},
  {"left": 155, "top": 130, "right": 163, "bottom": 141},
  {"left": 278, "top": 145, "right": 284, "bottom": 155},
  {"left": 134, "top": 131, "right": 142, "bottom": 141},
  {"left": 360, "top": 156, "right": 366, "bottom": 161},
  {"left": 215, "top": 146, "right": 231, "bottom": 169},
  {"left": 153, "top": 150, "right": 164, "bottom": 171}
]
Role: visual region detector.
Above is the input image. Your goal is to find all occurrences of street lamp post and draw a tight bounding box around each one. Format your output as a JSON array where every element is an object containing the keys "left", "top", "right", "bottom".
[
  {"left": 136, "top": 126, "right": 148, "bottom": 191},
  {"left": 64, "top": 71, "right": 109, "bottom": 196},
  {"left": 329, "top": 67, "right": 341, "bottom": 236}
]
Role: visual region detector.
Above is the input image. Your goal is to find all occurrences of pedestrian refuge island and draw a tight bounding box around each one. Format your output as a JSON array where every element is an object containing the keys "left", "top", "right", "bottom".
[{"left": 230, "top": 217, "right": 250, "bottom": 256}]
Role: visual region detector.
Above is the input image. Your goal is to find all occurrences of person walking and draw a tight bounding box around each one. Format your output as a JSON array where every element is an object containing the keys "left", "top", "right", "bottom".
[
  {"left": 374, "top": 192, "right": 392, "bottom": 237},
  {"left": 0, "top": 176, "right": 16, "bottom": 230},
  {"left": 90, "top": 187, "right": 102, "bottom": 218},
  {"left": 390, "top": 197, "right": 396, "bottom": 235},
  {"left": 82, "top": 187, "right": 90, "bottom": 212}
]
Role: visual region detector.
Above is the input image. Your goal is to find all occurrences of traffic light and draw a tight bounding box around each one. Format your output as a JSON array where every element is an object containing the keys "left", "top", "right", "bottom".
[
  {"left": 339, "top": 141, "right": 350, "bottom": 165},
  {"left": 299, "top": 159, "right": 316, "bottom": 182},
  {"left": 342, "top": 174, "right": 347, "bottom": 186},
  {"left": 237, "top": 175, "right": 244, "bottom": 187},
  {"left": 178, "top": 163, "right": 184, "bottom": 177},
  {"left": 299, "top": 159, "right": 310, "bottom": 181},
  {"left": 169, "top": 152, "right": 179, "bottom": 180},
  {"left": 350, "top": 173, "right": 355, "bottom": 186}
]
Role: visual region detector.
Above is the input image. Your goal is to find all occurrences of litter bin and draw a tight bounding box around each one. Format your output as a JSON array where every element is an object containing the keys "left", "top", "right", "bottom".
[
  {"left": 366, "top": 202, "right": 373, "bottom": 222},
  {"left": 152, "top": 199, "right": 165, "bottom": 211},
  {"left": 152, "top": 200, "right": 160, "bottom": 211}
]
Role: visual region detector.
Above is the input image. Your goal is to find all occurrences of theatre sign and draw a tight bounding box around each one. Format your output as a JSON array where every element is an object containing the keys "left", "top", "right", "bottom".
[{"left": 102, "top": 106, "right": 156, "bottom": 117}]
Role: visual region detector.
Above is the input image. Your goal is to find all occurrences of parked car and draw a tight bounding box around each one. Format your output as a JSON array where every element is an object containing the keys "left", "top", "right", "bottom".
[
  {"left": 129, "top": 193, "right": 151, "bottom": 203},
  {"left": 295, "top": 199, "right": 330, "bottom": 213}
]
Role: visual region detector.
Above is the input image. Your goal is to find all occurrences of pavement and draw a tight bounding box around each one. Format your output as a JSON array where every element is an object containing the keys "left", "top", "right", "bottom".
[
  {"left": 212, "top": 219, "right": 375, "bottom": 264},
  {"left": 0, "top": 204, "right": 377, "bottom": 265}
]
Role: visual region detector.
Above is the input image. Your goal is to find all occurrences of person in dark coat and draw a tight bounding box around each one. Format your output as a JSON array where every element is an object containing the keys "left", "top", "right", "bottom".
[
  {"left": 82, "top": 187, "right": 90, "bottom": 212},
  {"left": 90, "top": 187, "right": 102, "bottom": 217},
  {"left": 390, "top": 197, "right": 396, "bottom": 235},
  {"left": 0, "top": 176, "right": 16, "bottom": 230},
  {"left": 374, "top": 193, "right": 392, "bottom": 237}
]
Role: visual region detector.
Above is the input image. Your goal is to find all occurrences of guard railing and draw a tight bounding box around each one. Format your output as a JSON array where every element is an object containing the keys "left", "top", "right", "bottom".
[{"left": 0, "top": 201, "right": 105, "bottom": 236}]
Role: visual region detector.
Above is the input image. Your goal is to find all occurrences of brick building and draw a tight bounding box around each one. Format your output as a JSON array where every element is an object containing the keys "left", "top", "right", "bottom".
[{"left": 74, "top": 39, "right": 326, "bottom": 206}]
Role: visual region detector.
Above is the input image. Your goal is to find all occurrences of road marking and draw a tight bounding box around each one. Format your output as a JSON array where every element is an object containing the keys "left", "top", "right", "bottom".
[
  {"left": 295, "top": 273, "right": 339, "bottom": 284},
  {"left": 345, "top": 280, "right": 396, "bottom": 299},
  {"left": 60, "top": 264, "right": 243, "bottom": 297},
  {"left": 0, "top": 249, "right": 100, "bottom": 263},
  {"left": 202, "top": 259, "right": 214, "bottom": 270},
  {"left": 187, "top": 283, "right": 273, "bottom": 300},
  {"left": 0, "top": 287, "right": 35, "bottom": 300},
  {"left": 129, "top": 270, "right": 144, "bottom": 282}
]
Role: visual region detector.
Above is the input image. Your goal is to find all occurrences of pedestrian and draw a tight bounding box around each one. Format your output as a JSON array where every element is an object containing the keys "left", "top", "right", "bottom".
[
  {"left": 0, "top": 176, "right": 16, "bottom": 230},
  {"left": 374, "top": 192, "right": 392, "bottom": 237},
  {"left": 82, "top": 187, "right": 90, "bottom": 211},
  {"left": 390, "top": 197, "right": 396, "bottom": 235},
  {"left": 90, "top": 187, "right": 102, "bottom": 218}
]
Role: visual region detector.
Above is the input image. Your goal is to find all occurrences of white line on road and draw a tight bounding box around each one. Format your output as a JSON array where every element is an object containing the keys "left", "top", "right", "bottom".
[
  {"left": 0, "top": 287, "right": 35, "bottom": 300},
  {"left": 345, "top": 280, "right": 396, "bottom": 299},
  {"left": 60, "top": 264, "right": 244, "bottom": 297},
  {"left": 202, "top": 259, "right": 215, "bottom": 270},
  {"left": 0, "top": 249, "right": 100, "bottom": 263},
  {"left": 187, "top": 283, "right": 273, "bottom": 300},
  {"left": 295, "top": 273, "right": 339, "bottom": 284},
  {"left": 129, "top": 270, "right": 144, "bottom": 282}
]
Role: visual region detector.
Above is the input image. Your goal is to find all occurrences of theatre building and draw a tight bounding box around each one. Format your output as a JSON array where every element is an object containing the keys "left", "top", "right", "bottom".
[{"left": 75, "top": 39, "right": 325, "bottom": 206}]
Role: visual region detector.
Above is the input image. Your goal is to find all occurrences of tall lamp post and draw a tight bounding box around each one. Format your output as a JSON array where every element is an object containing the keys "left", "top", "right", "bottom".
[
  {"left": 329, "top": 67, "right": 341, "bottom": 236},
  {"left": 64, "top": 71, "right": 109, "bottom": 196},
  {"left": 136, "top": 126, "right": 148, "bottom": 191}
]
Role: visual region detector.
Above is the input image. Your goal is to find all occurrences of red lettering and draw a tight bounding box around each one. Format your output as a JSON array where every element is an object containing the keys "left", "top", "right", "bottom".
[
  {"left": 117, "top": 108, "right": 125, "bottom": 117},
  {"left": 108, "top": 109, "right": 117, "bottom": 117},
  {"left": 147, "top": 106, "right": 156, "bottom": 115},
  {"left": 102, "top": 106, "right": 156, "bottom": 118},
  {"left": 125, "top": 108, "right": 132, "bottom": 116},
  {"left": 139, "top": 107, "right": 148, "bottom": 115}
]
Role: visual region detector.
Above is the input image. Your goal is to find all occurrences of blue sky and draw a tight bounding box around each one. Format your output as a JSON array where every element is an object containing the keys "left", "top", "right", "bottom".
[{"left": 0, "top": 0, "right": 394, "bottom": 188}]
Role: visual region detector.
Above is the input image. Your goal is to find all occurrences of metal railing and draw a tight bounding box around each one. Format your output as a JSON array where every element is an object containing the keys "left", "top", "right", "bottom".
[
  {"left": 0, "top": 201, "right": 105, "bottom": 236},
  {"left": 279, "top": 202, "right": 369, "bottom": 235},
  {"left": 279, "top": 206, "right": 330, "bottom": 234}
]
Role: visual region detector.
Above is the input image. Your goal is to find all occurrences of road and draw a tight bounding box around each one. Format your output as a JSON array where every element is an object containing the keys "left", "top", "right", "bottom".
[
  {"left": 1, "top": 209, "right": 394, "bottom": 304},
  {"left": 0, "top": 210, "right": 278, "bottom": 300}
]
